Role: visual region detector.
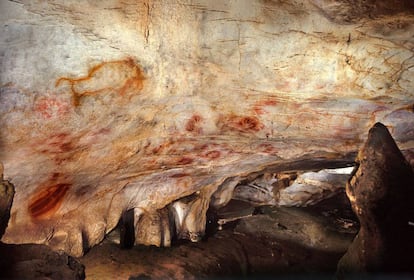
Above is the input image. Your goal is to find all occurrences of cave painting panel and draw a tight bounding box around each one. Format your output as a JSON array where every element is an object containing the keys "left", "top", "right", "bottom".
[
  {"left": 0, "top": 0, "right": 413, "bottom": 259},
  {"left": 56, "top": 58, "right": 145, "bottom": 106}
]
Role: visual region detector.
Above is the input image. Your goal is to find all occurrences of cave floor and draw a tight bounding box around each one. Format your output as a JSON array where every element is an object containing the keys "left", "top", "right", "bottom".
[{"left": 81, "top": 192, "right": 358, "bottom": 279}]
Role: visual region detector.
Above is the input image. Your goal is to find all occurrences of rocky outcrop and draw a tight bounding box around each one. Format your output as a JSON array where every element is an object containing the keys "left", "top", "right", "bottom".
[
  {"left": 338, "top": 123, "right": 414, "bottom": 275},
  {"left": 84, "top": 193, "right": 358, "bottom": 279},
  {"left": 0, "top": 243, "right": 85, "bottom": 280},
  {"left": 0, "top": 164, "right": 85, "bottom": 279},
  {"left": 0, "top": 163, "right": 14, "bottom": 240},
  {"left": 1, "top": 0, "right": 413, "bottom": 257}
]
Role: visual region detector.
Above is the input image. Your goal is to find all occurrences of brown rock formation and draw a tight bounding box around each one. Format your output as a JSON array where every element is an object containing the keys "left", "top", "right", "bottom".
[
  {"left": 338, "top": 123, "right": 414, "bottom": 275},
  {"left": 0, "top": 163, "right": 14, "bottom": 239},
  {"left": 0, "top": 243, "right": 85, "bottom": 280}
]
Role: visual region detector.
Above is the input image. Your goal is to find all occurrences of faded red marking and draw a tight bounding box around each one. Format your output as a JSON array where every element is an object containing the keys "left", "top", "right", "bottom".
[
  {"left": 152, "top": 145, "right": 163, "bottom": 155},
  {"left": 149, "top": 139, "right": 176, "bottom": 155},
  {"left": 176, "top": 157, "right": 194, "bottom": 165},
  {"left": 151, "top": 143, "right": 169, "bottom": 155},
  {"left": 170, "top": 173, "right": 189, "bottom": 178},
  {"left": 142, "top": 141, "right": 151, "bottom": 152},
  {"left": 236, "top": 116, "right": 263, "bottom": 132},
  {"left": 34, "top": 97, "right": 70, "bottom": 119},
  {"left": 29, "top": 173, "right": 71, "bottom": 219},
  {"left": 198, "top": 144, "right": 209, "bottom": 150},
  {"left": 40, "top": 132, "right": 74, "bottom": 154},
  {"left": 95, "top": 127, "right": 111, "bottom": 135},
  {"left": 225, "top": 115, "right": 264, "bottom": 133},
  {"left": 56, "top": 58, "right": 145, "bottom": 106},
  {"left": 33, "top": 132, "right": 80, "bottom": 166},
  {"left": 259, "top": 143, "right": 276, "bottom": 153},
  {"left": 202, "top": 150, "right": 221, "bottom": 159},
  {"left": 185, "top": 115, "right": 203, "bottom": 133},
  {"left": 253, "top": 107, "right": 266, "bottom": 115},
  {"left": 252, "top": 99, "right": 278, "bottom": 115},
  {"left": 84, "top": 127, "right": 112, "bottom": 144},
  {"left": 262, "top": 100, "right": 278, "bottom": 106}
]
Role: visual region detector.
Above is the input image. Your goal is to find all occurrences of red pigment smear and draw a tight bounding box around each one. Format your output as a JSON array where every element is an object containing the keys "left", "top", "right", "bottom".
[
  {"left": 198, "top": 144, "right": 209, "bottom": 150},
  {"left": 55, "top": 57, "right": 145, "bottom": 106},
  {"left": 176, "top": 157, "right": 194, "bottom": 165},
  {"left": 202, "top": 150, "right": 221, "bottom": 159},
  {"left": 252, "top": 99, "right": 278, "bottom": 115},
  {"left": 95, "top": 127, "right": 111, "bottom": 135},
  {"left": 149, "top": 139, "right": 176, "bottom": 155},
  {"left": 170, "top": 173, "right": 189, "bottom": 178},
  {"left": 261, "top": 99, "right": 278, "bottom": 106},
  {"left": 152, "top": 145, "right": 163, "bottom": 155},
  {"left": 238, "top": 117, "right": 261, "bottom": 131},
  {"left": 34, "top": 132, "right": 81, "bottom": 167},
  {"left": 49, "top": 133, "right": 73, "bottom": 153},
  {"left": 29, "top": 175, "right": 71, "bottom": 220},
  {"left": 152, "top": 144, "right": 169, "bottom": 155},
  {"left": 39, "top": 132, "right": 74, "bottom": 154},
  {"left": 226, "top": 115, "right": 264, "bottom": 133},
  {"left": 34, "top": 97, "right": 70, "bottom": 119},
  {"left": 259, "top": 143, "right": 276, "bottom": 153},
  {"left": 185, "top": 115, "right": 203, "bottom": 133}
]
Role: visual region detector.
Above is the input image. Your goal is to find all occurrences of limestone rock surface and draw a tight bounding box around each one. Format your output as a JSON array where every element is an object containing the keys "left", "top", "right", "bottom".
[
  {"left": 84, "top": 192, "right": 357, "bottom": 279},
  {"left": 0, "top": 165, "right": 85, "bottom": 280},
  {"left": 0, "top": 0, "right": 413, "bottom": 256}
]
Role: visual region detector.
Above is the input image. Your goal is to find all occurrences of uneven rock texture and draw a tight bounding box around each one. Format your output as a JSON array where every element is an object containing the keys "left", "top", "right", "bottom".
[
  {"left": 83, "top": 193, "right": 357, "bottom": 279},
  {"left": 338, "top": 123, "right": 414, "bottom": 275},
  {"left": 0, "top": 163, "right": 14, "bottom": 239},
  {"left": 0, "top": 165, "right": 85, "bottom": 280},
  {"left": 0, "top": 0, "right": 413, "bottom": 256},
  {"left": 0, "top": 243, "right": 85, "bottom": 280}
]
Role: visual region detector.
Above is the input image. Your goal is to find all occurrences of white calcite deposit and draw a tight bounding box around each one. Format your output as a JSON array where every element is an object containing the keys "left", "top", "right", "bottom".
[{"left": 0, "top": 0, "right": 413, "bottom": 256}]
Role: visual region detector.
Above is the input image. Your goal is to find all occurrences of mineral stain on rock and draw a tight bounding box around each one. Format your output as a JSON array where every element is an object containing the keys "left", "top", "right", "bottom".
[{"left": 56, "top": 58, "right": 145, "bottom": 106}]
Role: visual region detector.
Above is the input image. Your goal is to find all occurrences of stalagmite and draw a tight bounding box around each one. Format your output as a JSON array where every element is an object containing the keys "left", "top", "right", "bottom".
[
  {"left": 338, "top": 123, "right": 414, "bottom": 275},
  {"left": 135, "top": 208, "right": 172, "bottom": 247}
]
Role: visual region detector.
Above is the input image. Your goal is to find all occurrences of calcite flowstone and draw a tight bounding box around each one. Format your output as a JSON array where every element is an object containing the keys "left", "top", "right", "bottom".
[{"left": 0, "top": 0, "right": 413, "bottom": 256}]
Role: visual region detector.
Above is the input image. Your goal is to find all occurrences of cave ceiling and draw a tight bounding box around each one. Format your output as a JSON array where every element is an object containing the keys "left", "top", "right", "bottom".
[{"left": 0, "top": 0, "right": 413, "bottom": 256}]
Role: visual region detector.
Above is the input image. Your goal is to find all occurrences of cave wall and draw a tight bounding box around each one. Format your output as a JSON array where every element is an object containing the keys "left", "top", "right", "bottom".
[{"left": 0, "top": 0, "right": 413, "bottom": 256}]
